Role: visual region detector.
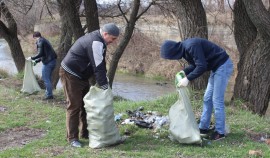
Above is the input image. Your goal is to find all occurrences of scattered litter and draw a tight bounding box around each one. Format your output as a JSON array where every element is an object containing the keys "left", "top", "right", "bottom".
[
  {"left": 119, "top": 106, "right": 169, "bottom": 129},
  {"left": 114, "top": 113, "right": 123, "bottom": 121},
  {"left": 121, "top": 119, "right": 134, "bottom": 125},
  {"left": 0, "top": 106, "right": 7, "bottom": 112}
]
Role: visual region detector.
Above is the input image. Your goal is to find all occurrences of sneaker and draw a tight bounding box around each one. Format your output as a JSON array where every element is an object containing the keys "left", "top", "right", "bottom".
[
  {"left": 199, "top": 128, "right": 210, "bottom": 137},
  {"left": 70, "top": 140, "right": 82, "bottom": 148},
  {"left": 43, "top": 96, "right": 54, "bottom": 100},
  {"left": 210, "top": 131, "right": 225, "bottom": 141}
]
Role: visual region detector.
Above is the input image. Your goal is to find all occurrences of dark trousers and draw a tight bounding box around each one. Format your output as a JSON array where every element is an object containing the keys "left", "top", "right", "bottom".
[{"left": 59, "top": 67, "right": 90, "bottom": 142}]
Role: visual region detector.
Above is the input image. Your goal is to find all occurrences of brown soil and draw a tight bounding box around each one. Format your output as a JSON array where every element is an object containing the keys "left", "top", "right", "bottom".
[{"left": 0, "top": 125, "right": 46, "bottom": 151}]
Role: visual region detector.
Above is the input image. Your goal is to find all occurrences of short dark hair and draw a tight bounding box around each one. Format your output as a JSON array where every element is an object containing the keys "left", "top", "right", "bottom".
[{"left": 33, "top": 31, "right": 41, "bottom": 38}]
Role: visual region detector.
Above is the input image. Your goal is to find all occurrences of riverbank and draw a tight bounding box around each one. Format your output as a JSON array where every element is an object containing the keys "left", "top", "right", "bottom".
[{"left": 0, "top": 77, "right": 269, "bottom": 157}]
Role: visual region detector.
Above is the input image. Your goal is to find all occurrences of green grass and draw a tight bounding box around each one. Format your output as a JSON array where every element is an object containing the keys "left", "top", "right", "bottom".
[{"left": 0, "top": 83, "right": 269, "bottom": 158}]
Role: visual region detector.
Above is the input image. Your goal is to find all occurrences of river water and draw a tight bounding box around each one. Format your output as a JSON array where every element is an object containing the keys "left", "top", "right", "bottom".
[{"left": 0, "top": 39, "right": 175, "bottom": 101}]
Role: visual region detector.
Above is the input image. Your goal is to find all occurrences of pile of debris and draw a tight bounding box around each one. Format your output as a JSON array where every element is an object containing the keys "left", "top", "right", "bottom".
[{"left": 115, "top": 106, "right": 169, "bottom": 130}]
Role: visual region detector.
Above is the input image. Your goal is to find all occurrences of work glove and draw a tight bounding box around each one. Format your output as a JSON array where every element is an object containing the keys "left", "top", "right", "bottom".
[
  {"left": 177, "top": 77, "right": 189, "bottom": 87},
  {"left": 32, "top": 60, "right": 37, "bottom": 66}
]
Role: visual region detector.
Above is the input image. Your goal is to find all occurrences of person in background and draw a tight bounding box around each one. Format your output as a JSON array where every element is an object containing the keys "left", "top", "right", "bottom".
[
  {"left": 28, "top": 31, "right": 57, "bottom": 100},
  {"left": 160, "top": 37, "right": 233, "bottom": 141},
  {"left": 59, "top": 23, "right": 120, "bottom": 148}
]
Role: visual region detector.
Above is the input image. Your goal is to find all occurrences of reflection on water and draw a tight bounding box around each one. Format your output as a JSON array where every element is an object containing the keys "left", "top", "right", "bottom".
[
  {"left": 112, "top": 73, "right": 175, "bottom": 101},
  {"left": 0, "top": 39, "right": 17, "bottom": 75}
]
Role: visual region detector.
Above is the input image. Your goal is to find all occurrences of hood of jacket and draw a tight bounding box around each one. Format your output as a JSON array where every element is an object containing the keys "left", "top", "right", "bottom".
[{"left": 160, "top": 40, "right": 184, "bottom": 60}]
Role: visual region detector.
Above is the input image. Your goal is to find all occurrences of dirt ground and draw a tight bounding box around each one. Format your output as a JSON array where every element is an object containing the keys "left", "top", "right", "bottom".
[{"left": 0, "top": 124, "right": 46, "bottom": 151}]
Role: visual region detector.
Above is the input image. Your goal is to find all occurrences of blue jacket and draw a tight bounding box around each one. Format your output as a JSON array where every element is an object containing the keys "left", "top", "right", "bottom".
[{"left": 160, "top": 38, "right": 229, "bottom": 81}]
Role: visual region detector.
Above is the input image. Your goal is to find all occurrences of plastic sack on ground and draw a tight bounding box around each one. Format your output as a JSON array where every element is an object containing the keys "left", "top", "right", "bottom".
[
  {"left": 169, "top": 87, "right": 201, "bottom": 144},
  {"left": 83, "top": 86, "right": 122, "bottom": 148},
  {"left": 21, "top": 59, "right": 41, "bottom": 94}
]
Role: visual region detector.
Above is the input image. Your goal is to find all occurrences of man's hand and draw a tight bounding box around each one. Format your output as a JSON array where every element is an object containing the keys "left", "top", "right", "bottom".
[
  {"left": 32, "top": 60, "right": 37, "bottom": 66},
  {"left": 177, "top": 77, "right": 189, "bottom": 87}
]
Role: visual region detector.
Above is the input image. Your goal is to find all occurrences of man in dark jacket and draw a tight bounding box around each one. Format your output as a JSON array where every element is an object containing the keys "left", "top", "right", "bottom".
[
  {"left": 59, "top": 23, "right": 120, "bottom": 147},
  {"left": 160, "top": 38, "right": 233, "bottom": 141},
  {"left": 28, "top": 31, "right": 57, "bottom": 100}
]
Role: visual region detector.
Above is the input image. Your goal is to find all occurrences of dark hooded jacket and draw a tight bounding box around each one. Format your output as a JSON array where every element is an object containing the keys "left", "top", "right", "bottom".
[{"left": 160, "top": 38, "right": 229, "bottom": 81}]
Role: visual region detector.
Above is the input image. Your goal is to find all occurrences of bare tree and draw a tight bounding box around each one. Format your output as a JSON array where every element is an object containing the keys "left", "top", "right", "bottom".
[
  {"left": 0, "top": 1, "right": 25, "bottom": 72},
  {"left": 233, "top": 0, "right": 270, "bottom": 115},
  {"left": 52, "top": 0, "right": 100, "bottom": 87},
  {"left": 84, "top": 0, "right": 99, "bottom": 32},
  {"left": 107, "top": 0, "right": 154, "bottom": 86}
]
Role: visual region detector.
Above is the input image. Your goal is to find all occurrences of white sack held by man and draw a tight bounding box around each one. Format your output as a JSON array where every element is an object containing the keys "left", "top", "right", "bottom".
[
  {"left": 83, "top": 85, "right": 123, "bottom": 148},
  {"left": 169, "top": 73, "right": 201, "bottom": 144},
  {"left": 21, "top": 58, "right": 41, "bottom": 94}
]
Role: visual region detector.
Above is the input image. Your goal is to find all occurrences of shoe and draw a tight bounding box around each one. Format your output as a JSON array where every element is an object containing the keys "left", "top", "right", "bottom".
[
  {"left": 43, "top": 96, "right": 54, "bottom": 100},
  {"left": 199, "top": 128, "right": 210, "bottom": 137},
  {"left": 70, "top": 140, "right": 82, "bottom": 148},
  {"left": 80, "top": 135, "right": 89, "bottom": 139},
  {"left": 210, "top": 131, "right": 225, "bottom": 141}
]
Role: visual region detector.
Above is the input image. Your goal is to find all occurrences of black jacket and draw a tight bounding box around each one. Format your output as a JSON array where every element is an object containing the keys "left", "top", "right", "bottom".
[{"left": 31, "top": 37, "right": 57, "bottom": 64}]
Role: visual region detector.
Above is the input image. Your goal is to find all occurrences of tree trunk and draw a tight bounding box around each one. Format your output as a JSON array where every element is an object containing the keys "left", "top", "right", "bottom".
[
  {"left": 84, "top": 0, "right": 99, "bottom": 33},
  {"left": 0, "top": 2, "right": 25, "bottom": 73},
  {"left": 172, "top": 0, "right": 209, "bottom": 90},
  {"left": 52, "top": 0, "right": 74, "bottom": 88},
  {"left": 64, "top": 0, "right": 84, "bottom": 40},
  {"left": 233, "top": 0, "right": 270, "bottom": 115},
  {"left": 107, "top": 0, "right": 142, "bottom": 87}
]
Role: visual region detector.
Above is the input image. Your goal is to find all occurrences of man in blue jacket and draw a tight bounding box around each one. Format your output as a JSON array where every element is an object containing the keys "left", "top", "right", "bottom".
[
  {"left": 160, "top": 38, "right": 233, "bottom": 140},
  {"left": 59, "top": 23, "right": 120, "bottom": 147},
  {"left": 29, "top": 31, "right": 57, "bottom": 100}
]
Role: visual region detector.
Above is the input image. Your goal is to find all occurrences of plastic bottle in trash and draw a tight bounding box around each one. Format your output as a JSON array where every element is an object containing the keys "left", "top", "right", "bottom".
[{"left": 114, "top": 114, "right": 122, "bottom": 121}]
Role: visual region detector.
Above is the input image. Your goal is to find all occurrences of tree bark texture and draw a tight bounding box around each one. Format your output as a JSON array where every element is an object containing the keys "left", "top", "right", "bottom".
[
  {"left": 0, "top": 2, "right": 25, "bottom": 72},
  {"left": 62, "top": 0, "right": 84, "bottom": 40},
  {"left": 172, "top": 0, "right": 209, "bottom": 91},
  {"left": 84, "top": 0, "right": 99, "bottom": 32},
  {"left": 52, "top": 0, "right": 74, "bottom": 88},
  {"left": 233, "top": 0, "right": 270, "bottom": 115},
  {"left": 107, "top": 0, "right": 141, "bottom": 87}
]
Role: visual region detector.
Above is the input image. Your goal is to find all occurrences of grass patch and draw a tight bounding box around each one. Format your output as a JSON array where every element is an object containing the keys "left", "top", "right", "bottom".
[
  {"left": 0, "top": 68, "right": 9, "bottom": 79},
  {"left": 0, "top": 83, "right": 269, "bottom": 157}
]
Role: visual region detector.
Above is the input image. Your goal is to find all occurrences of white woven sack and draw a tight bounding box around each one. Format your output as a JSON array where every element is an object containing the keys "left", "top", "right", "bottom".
[
  {"left": 21, "top": 59, "right": 41, "bottom": 94},
  {"left": 83, "top": 86, "right": 122, "bottom": 148},
  {"left": 169, "top": 88, "right": 201, "bottom": 144}
]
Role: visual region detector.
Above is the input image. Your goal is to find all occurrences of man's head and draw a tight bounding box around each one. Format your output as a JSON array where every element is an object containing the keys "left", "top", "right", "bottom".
[
  {"left": 101, "top": 23, "right": 120, "bottom": 45},
  {"left": 160, "top": 40, "right": 183, "bottom": 60},
  {"left": 33, "top": 31, "right": 41, "bottom": 41},
  {"left": 33, "top": 31, "right": 41, "bottom": 38}
]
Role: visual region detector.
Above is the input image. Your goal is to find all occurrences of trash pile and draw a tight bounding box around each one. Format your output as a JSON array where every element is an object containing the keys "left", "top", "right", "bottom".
[{"left": 115, "top": 106, "right": 169, "bottom": 130}]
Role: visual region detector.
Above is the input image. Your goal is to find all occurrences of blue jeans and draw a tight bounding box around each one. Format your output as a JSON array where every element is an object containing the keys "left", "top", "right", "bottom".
[
  {"left": 199, "top": 58, "right": 233, "bottom": 134},
  {"left": 42, "top": 59, "right": 56, "bottom": 97}
]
